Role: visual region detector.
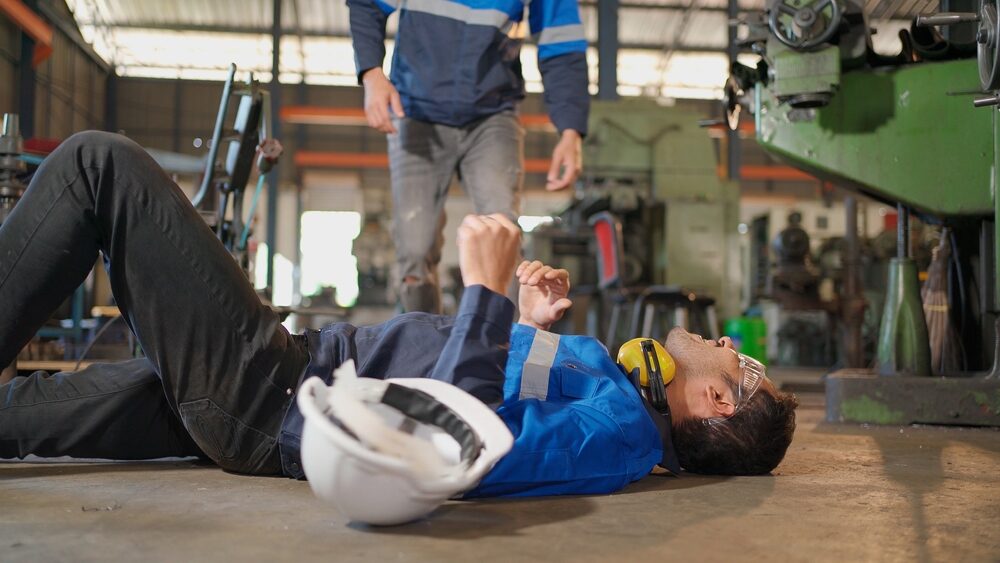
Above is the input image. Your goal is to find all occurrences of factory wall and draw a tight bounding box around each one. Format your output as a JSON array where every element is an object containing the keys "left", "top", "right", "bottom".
[
  {"left": 112, "top": 76, "right": 567, "bottom": 189},
  {"left": 95, "top": 74, "right": 823, "bottom": 206},
  {"left": 0, "top": 6, "right": 108, "bottom": 139},
  {"left": 0, "top": 19, "right": 15, "bottom": 117},
  {"left": 110, "top": 75, "right": 840, "bottom": 310},
  {"left": 35, "top": 32, "right": 107, "bottom": 138}
]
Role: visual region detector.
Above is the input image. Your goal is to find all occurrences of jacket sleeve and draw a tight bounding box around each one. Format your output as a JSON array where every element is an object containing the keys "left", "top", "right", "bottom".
[
  {"left": 428, "top": 285, "right": 516, "bottom": 409},
  {"left": 528, "top": 0, "right": 590, "bottom": 135},
  {"left": 346, "top": 0, "right": 395, "bottom": 81}
]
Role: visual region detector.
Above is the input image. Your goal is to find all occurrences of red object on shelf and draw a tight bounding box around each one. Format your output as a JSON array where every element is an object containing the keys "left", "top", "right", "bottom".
[{"left": 24, "top": 138, "right": 62, "bottom": 156}]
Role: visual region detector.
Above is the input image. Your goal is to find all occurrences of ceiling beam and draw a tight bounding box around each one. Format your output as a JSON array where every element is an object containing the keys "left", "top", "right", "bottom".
[
  {"left": 580, "top": 1, "right": 734, "bottom": 12},
  {"left": 73, "top": 21, "right": 732, "bottom": 52}
]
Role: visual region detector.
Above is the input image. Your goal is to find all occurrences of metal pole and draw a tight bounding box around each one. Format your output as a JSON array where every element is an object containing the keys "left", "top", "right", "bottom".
[
  {"left": 267, "top": 0, "right": 283, "bottom": 292},
  {"left": 294, "top": 78, "right": 306, "bottom": 304},
  {"left": 17, "top": 22, "right": 36, "bottom": 139},
  {"left": 843, "top": 195, "right": 864, "bottom": 368},
  {"left": 897, "top": 203, "right": 909, "bottom": 259},
  {"left": 726, "top": 0, "right": 740, "bottom": 179},
  {"left": 597, "top": 0, "right": 619, "bottom": 101},
  {"left": 105, "top": 73, "right": 117, "bottom": 132},
  {"left": 173, "top": 79, "right": 183, "bottom": 153}
]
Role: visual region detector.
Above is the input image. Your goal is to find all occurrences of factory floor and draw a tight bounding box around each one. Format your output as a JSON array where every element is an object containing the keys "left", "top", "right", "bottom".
[{"left": 2, "top": 369, "right": 999, "bottom": 562}]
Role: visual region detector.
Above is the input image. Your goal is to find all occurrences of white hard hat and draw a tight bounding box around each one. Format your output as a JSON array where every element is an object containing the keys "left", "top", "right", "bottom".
[{"left": 296, "top": 361, "right": 514, "bottom": 525}]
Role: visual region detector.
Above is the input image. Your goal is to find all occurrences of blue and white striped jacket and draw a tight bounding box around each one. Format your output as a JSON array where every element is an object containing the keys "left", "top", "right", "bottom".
[{"left": 346, "top": 0, "right": 590, "bottom": 134}]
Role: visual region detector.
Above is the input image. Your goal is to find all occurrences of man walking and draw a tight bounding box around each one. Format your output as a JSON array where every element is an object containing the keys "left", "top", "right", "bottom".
[{"left": 348, "top": 0, "right": 590, "bottom": 313}]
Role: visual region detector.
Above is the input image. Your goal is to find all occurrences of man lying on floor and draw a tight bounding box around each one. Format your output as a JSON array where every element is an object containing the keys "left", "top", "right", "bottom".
[{"left": 0, "top": 132, "right": 797, "bottom": 497}]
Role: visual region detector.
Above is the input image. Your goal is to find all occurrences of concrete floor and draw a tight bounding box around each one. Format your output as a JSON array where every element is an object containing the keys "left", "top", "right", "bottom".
[{"left": 2, "top": 375, "right": 999, "bottom": 562}]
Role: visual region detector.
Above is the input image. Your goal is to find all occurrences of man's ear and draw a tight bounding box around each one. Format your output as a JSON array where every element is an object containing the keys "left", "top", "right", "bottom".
[{"left": 706, "top": 384, "right": 736, "bottom": 417}]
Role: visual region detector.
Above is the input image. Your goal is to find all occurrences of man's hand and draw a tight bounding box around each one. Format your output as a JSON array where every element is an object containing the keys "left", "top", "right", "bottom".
[
  {"left": 457, "top": 214, "right": 522, "bottom": 296},
  {"left": 517, "top": 260, "right": 573, "bottom": 331},
  {"left": 362, "top": 68, "right": 404, "bottom": 134},
  {"left": 546, "top": 129, "right": 582, "bottom": 191}
]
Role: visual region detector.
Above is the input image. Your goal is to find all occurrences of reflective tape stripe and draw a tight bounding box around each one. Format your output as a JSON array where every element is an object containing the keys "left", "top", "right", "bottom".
[
  {"left": 519, "top": 330, "right": 560, "bottom": 401},
  {"left": 534, "top": 23, "right": 585, "bottom": 45},
  {"left": 404, "top": 0, "right": 510, "bottom": 28}
]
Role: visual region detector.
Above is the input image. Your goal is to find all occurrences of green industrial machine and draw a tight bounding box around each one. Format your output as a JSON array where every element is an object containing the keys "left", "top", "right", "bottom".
[
  {"left": 582, "top": 99, "right": 742, "bottom": 319},
  {"left": 730, "top": 0, "right": 1000, "bottom": 425}
]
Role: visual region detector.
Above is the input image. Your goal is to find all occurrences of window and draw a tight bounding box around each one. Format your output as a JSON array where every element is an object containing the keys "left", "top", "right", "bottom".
[{"left": 299, "top": 211, "right": 362, "bottom": 308}]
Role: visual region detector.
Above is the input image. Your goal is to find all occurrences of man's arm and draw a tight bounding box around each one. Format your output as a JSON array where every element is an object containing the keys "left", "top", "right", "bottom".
[
  {"left": 347, "top": 0, "right": 392, "bottom": 82},
  {"left": 529, "top": 0, "right": 589, "bottom": 190},
  {"left": 427, "top": 214, "right": 522, "bottom": 408},
  {"left": 347, "top": 0, "right": 404, "bottom": 133}
]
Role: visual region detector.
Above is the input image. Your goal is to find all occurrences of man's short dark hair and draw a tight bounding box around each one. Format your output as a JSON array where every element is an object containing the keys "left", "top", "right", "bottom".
[{"left": 671, "top": 377, "right": 798, "bottom": 475}]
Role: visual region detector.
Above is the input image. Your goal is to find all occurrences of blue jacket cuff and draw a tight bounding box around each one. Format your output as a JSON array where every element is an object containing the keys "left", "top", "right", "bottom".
[{"left": 457, "top": 285, "right": 516, "bottom": 331}]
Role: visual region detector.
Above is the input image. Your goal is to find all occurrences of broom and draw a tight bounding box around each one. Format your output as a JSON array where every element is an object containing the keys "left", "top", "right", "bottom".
[{"left": 922, "top": 227, "right": 963, "bottom": 374}]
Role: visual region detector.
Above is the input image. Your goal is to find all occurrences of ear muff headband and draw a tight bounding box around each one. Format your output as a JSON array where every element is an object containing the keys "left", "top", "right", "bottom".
[
  {"left": 617, "top": 338, "right": 675, "bottom": 415},
  {"left": 639, "top": 340, "right": 668, "bottom": 412}
]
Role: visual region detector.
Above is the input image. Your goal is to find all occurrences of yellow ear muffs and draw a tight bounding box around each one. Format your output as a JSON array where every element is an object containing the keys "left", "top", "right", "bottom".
[{"left": 617, "top": 338, "right": 676, "bottom": 413}]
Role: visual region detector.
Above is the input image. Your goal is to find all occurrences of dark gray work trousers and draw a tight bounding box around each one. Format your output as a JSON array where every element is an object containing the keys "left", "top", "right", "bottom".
[
  {"left": 0, "top": 131, "right": 309, "bottom": 475},
  {"left": 388, "top": 111, "right": 524, "bottom": 314}
]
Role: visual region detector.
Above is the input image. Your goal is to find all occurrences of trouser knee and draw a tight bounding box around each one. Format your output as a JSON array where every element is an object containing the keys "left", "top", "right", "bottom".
[{"left": 58, "top": 130, "right": 139, "bottom": 161}]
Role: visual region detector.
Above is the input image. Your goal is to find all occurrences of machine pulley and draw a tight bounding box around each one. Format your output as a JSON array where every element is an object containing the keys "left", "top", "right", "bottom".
[
  {"left": 978, "top": 0, "right": 1000, "bottom": 91},
  {"left": 768, "top": 0, "right": 843, "bottom": 50},
  {"left": 916, "top": 0, "right": 1000, "bottom": 93}
]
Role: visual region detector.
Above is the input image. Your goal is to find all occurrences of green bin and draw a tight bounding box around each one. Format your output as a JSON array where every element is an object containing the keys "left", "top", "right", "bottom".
[{"left": 723, "top": 317, "right": 768, "bottom": 365}]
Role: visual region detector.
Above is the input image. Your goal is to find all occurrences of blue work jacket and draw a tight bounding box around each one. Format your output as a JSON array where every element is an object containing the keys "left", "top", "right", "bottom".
[
  {"left": 278, "top": 286, "right": 679, "bottom": 496},
  {"left": 347, "top": 0, "right": 590, "bottom": 134},
  {"left": 467, "top": 324, "right": 679, "bottom": 497}
]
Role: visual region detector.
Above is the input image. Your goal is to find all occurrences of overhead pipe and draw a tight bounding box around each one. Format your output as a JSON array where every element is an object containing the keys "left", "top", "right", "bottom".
[{"left": 0, "top": 0, "right": 53, "bottom": 66}]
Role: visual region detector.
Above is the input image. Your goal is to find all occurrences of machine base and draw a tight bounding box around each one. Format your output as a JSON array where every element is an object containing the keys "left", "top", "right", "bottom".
[{"left": 825, "top": 369, "right": 1000, "bottom": 426}]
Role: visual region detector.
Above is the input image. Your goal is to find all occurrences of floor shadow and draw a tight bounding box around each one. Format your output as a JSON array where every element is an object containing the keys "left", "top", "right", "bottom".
[
  {"left": 871, "top": 433, "right": 944, "bottom": 563},
  {"left": 353, "top": 470, "right": 743, "bottom": 538},
  {"left": 810, "top": 421, "right": 999, "bottom": 563},
  {"left": 812, "top": 421, "right": 1000, "bottom": 455},
  {"left": 635, "top": 473, "right": 778, "bottom": 546},
  {"left": 610, "top": 472, "right": 732, "bottom": 495},
  {"left": 351, "top": 494, "right": 597, "bottom": 539}
]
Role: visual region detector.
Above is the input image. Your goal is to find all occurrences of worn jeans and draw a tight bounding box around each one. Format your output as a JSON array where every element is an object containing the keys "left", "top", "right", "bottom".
[
  {"left": 0, "top": 131, "right": 309, "bottom": 474},
  {"left": 388, "top": 110, "right": 524, "bottom": 314}
]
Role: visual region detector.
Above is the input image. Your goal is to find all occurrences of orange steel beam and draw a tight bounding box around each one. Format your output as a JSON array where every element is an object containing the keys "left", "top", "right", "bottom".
[
  {"left": 740, "top": 164, "right": 815, "bottom": 181},
  {"left": 0, "top": 0, "right": 53, "bottom": 66},
  {"left": 296, "top": 150, "right": 809, "bottom": 181},
  {"left": 704, "top": 121, "right": 756, "bottom": 135},
  {"left": 282, "top": 106, "right": 555, "bottom": 130},
  {"left": 296, "top": 150, "right": 552, "bottom": 173},
  {"left": 717, "top": 163, "right": 815, "bottom": 182},
  {"left": 281, "top": 106, "right": 367, "bottom": 126}
]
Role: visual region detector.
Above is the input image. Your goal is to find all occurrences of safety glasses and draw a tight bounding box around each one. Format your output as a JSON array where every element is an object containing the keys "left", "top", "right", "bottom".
[{"left": 702, "top": 349, "right": 768, "bottom": 426}]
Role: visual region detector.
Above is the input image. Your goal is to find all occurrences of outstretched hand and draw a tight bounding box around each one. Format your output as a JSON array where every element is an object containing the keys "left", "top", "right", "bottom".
[{"left": 517, "top": 260, "right": 573, "bottom": 331}]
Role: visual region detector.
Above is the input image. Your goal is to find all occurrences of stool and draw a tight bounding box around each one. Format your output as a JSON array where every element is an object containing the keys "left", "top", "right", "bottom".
[
  {"left": 589, "top": 211, "right": 721, "bottom": 348},
  {"left": 627, "top": 286, "right": 721, "bottom": 342}
]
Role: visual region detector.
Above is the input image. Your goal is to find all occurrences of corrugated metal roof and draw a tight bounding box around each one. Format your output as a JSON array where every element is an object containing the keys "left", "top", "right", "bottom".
[
  {"left": 66, "top": 0, "right": 928, "bottom": 97},
  {"left": 75, "top": 0, "right": 918, "bottom": 48}
]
